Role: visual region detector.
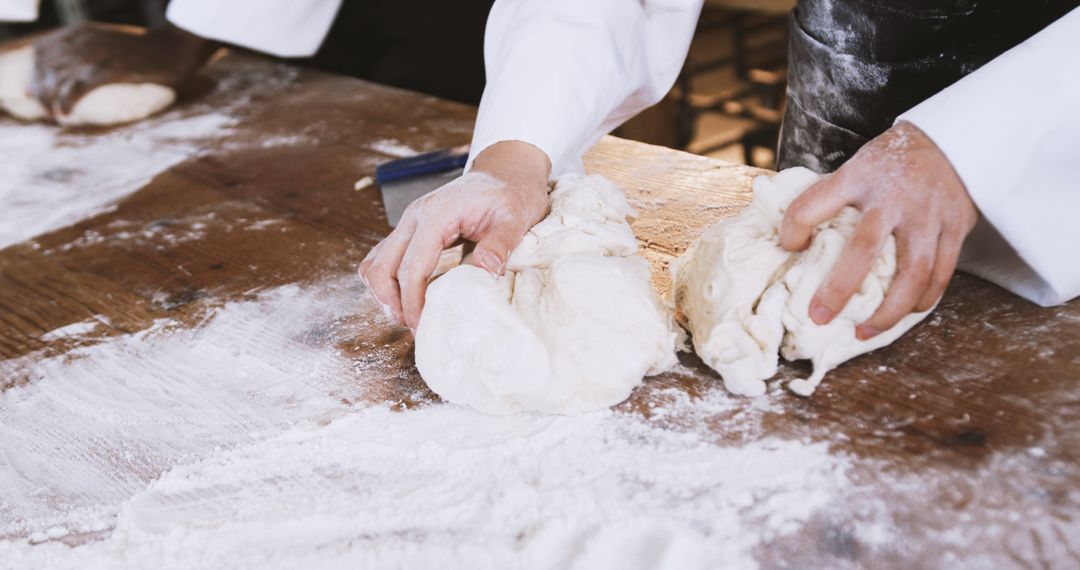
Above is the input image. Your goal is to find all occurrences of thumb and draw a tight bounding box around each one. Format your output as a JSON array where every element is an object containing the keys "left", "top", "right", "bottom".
[
  {"left": 778, "top": 173, "right": 851, "bottom": 252},
  {"left": 466, "top": 224, "right": 524, "bottom": 276}
]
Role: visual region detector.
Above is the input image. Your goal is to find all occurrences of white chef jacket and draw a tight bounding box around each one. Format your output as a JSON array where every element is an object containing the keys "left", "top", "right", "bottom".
[
  {"left": 0, "top": 0, "right": 35, "bottom": 21},
  {"left": 0, "top": 0, "right": 343, "bottom": 57},
  {"left": 3, "top": 0, "right": 1077, "bottom": 307}
]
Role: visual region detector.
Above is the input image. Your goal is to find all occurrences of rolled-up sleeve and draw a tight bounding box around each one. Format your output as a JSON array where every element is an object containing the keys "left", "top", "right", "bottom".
[
  {"left": 899, "top": 8, "right": 1080, "bottom": 306},
  {"left": 467, "top": 0, "right": 703, "bottom": 178},
  {"left": 0, "top": 0, "right": 38, "bottom": 22},
  {"left": 166, "top": 0, "right": 342, "bottom": 58}
]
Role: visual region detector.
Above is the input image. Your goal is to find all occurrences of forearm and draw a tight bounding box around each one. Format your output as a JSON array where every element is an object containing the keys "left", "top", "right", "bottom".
[
  {"left": 898, "top": 8, "right": 1080, "bottom": 306},
  {"left": 468, "top": 0, "right": 702, "bottom": 179}
]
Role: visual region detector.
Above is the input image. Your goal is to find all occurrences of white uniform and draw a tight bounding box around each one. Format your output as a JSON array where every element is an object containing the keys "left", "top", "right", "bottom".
[{"left": 2, "top": 0, "right": 1077, "bottom": 306}]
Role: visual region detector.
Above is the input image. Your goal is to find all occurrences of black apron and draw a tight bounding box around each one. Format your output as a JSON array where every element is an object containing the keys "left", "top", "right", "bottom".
[
  {"left": 778, "top": 0, "right": 1079, "bottom": 173},
  {"left": 303, "top": 0, "right": 495, "bottom": 105}
]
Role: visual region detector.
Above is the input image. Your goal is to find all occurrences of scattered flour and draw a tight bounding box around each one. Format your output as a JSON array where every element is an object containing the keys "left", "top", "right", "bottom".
[
  {"left": 0, "top": 278, "right": 367, "bottom": 542},
  {"left": 0, "top": 400, "right": 850, "bottom": 570},
  {"left": 368, "top": 138, "right": 420, "bottom": 158},
  {"left": 0, "top": 272, "right": 860, "bottom": 569},
  {"left": 0, "top": 113, "right": 235, "bottom": 250},
  {"left": 38, "top": 318, "right": 105, "bottom": 342},
  {"left": 0, "top": 59, "right": 302, "bottom": 251}
]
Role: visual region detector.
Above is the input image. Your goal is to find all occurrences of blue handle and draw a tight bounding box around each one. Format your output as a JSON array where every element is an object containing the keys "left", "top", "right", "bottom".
[{"left": 375, "top": 146, "right": 470, "bottom": 184}]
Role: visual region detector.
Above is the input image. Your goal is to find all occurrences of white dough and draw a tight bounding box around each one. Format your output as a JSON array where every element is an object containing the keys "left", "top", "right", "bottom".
[
  {"left": 0, "top": 46, "right": 176, "bottom": 126},
  {"left": 670, "top": 167, "right": 934, "bottom": 397},
  {"left": 415, "top": 175, "right": 680, "bottom": 415}
]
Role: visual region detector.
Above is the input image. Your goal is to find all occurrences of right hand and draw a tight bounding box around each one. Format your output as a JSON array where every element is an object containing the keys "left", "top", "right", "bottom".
[
  {"left": 359, "top": 141, "right": 552, "bottom": 332},
  {"left": 31, "top": 22, "right": 217, "bottom": 118}
]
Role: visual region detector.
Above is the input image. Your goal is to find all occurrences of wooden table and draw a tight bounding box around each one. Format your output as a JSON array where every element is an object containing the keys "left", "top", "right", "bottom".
[
  {"left": 1, "top": 53, "right": 1077, "bottom": 567},
  {"left": 706, "top": 0, "right": 796, "bottom": 15}
]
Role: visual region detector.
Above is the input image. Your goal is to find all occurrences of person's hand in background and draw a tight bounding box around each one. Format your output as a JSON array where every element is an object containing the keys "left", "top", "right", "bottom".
[
  {"left": 31, "top": 22, "right": 217, "bottom": 118},
  {"left": 359, "top": 140, "right": 552, "bottom": 332},
  {"left": 779, "top": 121, "right": 978, "bottom": 340}
]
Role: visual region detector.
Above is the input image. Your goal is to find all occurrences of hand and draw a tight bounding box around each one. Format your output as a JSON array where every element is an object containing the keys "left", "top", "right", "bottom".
[
  {"left": 779, "top": 121, "right": 978, "bottom": 340},
  {"left": 359, "top": 141, "right": 552, "bottom": 332},
  {"left": 31, "top": 22, "right": 218, "bottom": 118}
]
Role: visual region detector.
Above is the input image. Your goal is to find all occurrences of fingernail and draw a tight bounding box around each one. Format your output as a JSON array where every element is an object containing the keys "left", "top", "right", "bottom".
[
  {"left": 475, "top": 250, "right": 504, "bottom": 275},
  {"left": 809, "top": 302, "right": 834, "bottom": 325},
  {"left": 856, "top": 324, "right": 881, "bottom": 340}
]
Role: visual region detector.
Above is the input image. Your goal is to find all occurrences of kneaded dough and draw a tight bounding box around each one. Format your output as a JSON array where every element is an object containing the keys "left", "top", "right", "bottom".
[
  {"left": 670, "top": 167, "right": 934, "bottom": 397},
  {"left": 415, "top": 175, "right": 680, "bottom": 415},
  {"left": 0, "top": 46, "right": 176, "bottom": 126}
]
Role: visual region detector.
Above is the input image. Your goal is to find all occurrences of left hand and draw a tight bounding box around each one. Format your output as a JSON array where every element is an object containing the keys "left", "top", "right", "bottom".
[{"left": 778, "top": 121, "right": 978, "bottom": 340}]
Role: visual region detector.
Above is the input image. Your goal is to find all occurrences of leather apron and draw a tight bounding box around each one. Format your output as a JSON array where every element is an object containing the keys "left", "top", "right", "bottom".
[{"left": 778, "top": 0, "right": 1078, "bottom": 173}]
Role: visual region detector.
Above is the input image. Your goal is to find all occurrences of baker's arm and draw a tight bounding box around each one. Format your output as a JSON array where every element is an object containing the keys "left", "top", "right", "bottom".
[
  {"left": 899, "top": 7, "right": 1080, "bottom": 307},
  {"left": 362, "top": 0, "right": 703, "bottom": 331},
  {"left": 166, "top": 0, "right": 342, "bottom": 58},
  {"left": 0, "top": 0, "right": 37, "bottom": 21},
  {"left": 467, "top": 0, "right": 703, "bottom": 179}
]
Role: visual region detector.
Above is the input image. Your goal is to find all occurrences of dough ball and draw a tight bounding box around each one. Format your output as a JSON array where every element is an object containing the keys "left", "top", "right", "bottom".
[
  {"left": 670, "top": 167, "right": 934, "bottom": 397},
  {"left": 0, "top": 46, "right": 176, "bottom": 126},
  {"left": 415, "top": 175, "right": 680, "bottom": 415}
]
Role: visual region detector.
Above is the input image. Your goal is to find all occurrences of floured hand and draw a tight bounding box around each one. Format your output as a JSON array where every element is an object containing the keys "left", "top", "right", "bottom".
[
  {"left": 358, "top": 140, "right": 551, "bottom": 331},
  {"left": 779, "top": 121, "right": 978, "bottom": 340}
]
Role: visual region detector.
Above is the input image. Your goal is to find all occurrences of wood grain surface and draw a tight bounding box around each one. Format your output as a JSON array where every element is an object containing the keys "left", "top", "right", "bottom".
[{"left": 1, "top": 53, "right": 1077, "bottom": 567}]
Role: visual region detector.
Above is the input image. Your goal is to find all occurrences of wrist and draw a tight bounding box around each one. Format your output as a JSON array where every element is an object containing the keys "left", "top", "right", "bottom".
[
  {"left": 897, "top": 120, "right": 972, "bottom": 196},
  {"left": 471, "top": 141, "right": 552, "bottom": 193}
]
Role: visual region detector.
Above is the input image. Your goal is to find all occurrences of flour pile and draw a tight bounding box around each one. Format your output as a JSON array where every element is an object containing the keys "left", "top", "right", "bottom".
[
  {"left": 0, "top": 46, "right": 176, "bottom": 127},
  {"left": 671, "top": 167, "right": 933, "bottom": 397},
  {"left": 415, "top": 174, "right": 680, "bottom": 414}
]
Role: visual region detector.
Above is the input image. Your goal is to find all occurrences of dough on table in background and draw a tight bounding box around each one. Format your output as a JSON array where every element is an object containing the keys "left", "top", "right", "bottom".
[
  {"left": 415, "top": 175, "right": 681, "bottom": 415},
  {"left": 670, "top": 167, "right": 934, "bottom": 397},
  {"left": 0, "top": 46, "right": 176, "bottom": 127}
]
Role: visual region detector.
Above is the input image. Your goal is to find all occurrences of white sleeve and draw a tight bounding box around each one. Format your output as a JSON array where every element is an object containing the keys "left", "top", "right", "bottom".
[
  {"left": 899, "top": 7, "right": 1080, "bottom": 307},
  {"left": 0, "top": 0, "right": 37, "bottom": 21},
  {"left": 166, "top": 0, "right": 342, "bottom": 58},
  {"left": 467, "top": 0, "right": 703, "bottom": 179}
]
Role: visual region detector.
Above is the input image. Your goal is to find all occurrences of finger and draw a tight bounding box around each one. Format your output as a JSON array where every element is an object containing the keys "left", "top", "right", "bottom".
[
  {"left": 465, "top": 218, "right": 527, "bottom": 275},
  {"left": 359, "top": 221, "right": 416, "bottom": 325},
  {"left": 809, "top": 210, "right": 891, "bottom": 325},
  {"left": 398, "top": 223, "right": 457, "bottom": 331},
  {"left": 856, "top": 229, "right": 937, "bottom": 339},
  {"left": 915, "top": 230, "right": 963, "bottom": 311},
  {"left": 779, "top": 173, "right": 853, "bottom": 252}
]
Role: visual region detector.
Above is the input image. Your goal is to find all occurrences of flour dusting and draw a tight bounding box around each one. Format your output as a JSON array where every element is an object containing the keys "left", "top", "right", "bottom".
[
  {"left": 369, "top": 138, "right": 420, "bottom": 158},
  {"left": 0, "top": 398, "right": 851, "bottom": 570},
  {"left": 0, "top": 60, "right": 302, "bottom": 251},
  {"left": 0, "top": 114, "right": 235, "bottom": 250},
  {"left": 0, "top": 277, "right": 369, "bottom": 542},
  {"left": 0, "top": 271, "right": 862, "bottom": 569}
]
